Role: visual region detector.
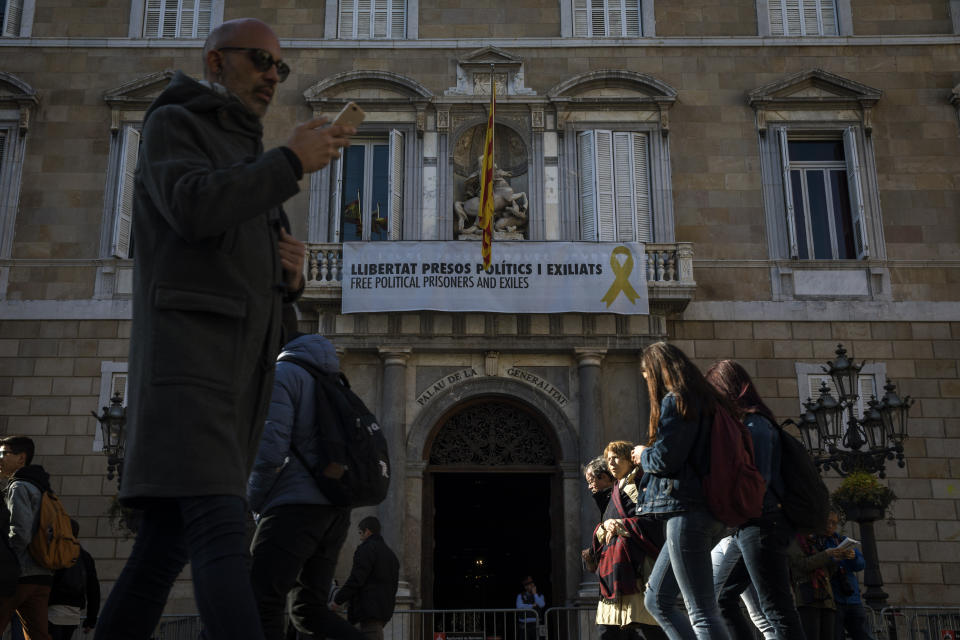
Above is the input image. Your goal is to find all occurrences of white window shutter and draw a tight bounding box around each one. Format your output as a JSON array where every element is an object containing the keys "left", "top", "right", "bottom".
[
  {"left": 196, "top": 0, "right": 212, "bottom": 36},
  {"left": 624, "top": 0, "right": 640, "bottom": 36},
  {"left": 632, "top": 132, "right": 652, "bottom": 242},
  {"left": 843, "top": 126, "right": 869, "bottom": 258},
  {"left": 819, "top": 0, "right": 837, "bottom": 35},
  {"left": 143, "top": 0, "right": 162, "bottom": 36},
  {"left": 590, "top": 0, "right": 605, "bottom": 36},
  {"left": 577, "top": 131, "right": 598, "bottom": 241},
  {"left": 389, "top": 0, "right": 405, "bottom": 38},
  {"left": 111, "top": 372, "right": 129, "bottom": 404},
  {"left": 112, "top": 127, "right": 140, "bottom": 259},
  {"left": 179, "top": 0, "right": 196, "bottom": 37},
  {"left": 777, "top": 128, "right": 799, "bottom": 259},
  {"left": 608, "top": 0, "right": 623, "bottom": 37},
  {"left": 388, "top": 129, "right": 404, "bottom": 241},
  {"left": 357, "top": 0, "right": 372, "bottom": 37},
  {"left": 373, "top": 0, "right": 387, "bottom": 37},
  {"left": 162, "top": 0, "right": 180, "bottom": 38},
  {"left": 2, "top": 0, "right": 23, "bottom": 36},
  {"left": 331, "top": 156, "right": 344, "bottom": 241},
  {"left": 785, "top": 0, "right": 802, "bottom": 35},
  {"left": 573, "top": 0, "right": 588, "bottom": 36},
  {"left": 769, "top": 0, "right": 784, "bottom": 35},
  {"left": 612, "top": 132, "right": 635, "bottom": 241},
  {"left": 339, "top": 0, "right": 356, "bottom": 38},
  {"left": 594, "top": 130, "right": 616, "bottom": 242}
]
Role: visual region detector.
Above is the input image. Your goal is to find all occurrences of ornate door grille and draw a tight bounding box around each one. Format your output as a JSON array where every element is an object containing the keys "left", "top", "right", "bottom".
[{"left": 429, "top": 401, "right": 555, "bottom": 466}]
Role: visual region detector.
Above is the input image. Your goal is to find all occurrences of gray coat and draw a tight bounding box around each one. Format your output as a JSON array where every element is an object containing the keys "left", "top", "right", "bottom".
[
  {"left": 4, "top": 465, "right": 53, "bottom": 579},
  {"left": 121, "top": 72, "right": 300, "bottom": 504}
]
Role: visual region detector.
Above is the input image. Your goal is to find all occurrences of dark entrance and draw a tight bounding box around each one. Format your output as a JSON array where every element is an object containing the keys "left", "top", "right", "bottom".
[
  {"left": 421, "top": 397, "right": 564, "bottom": 611},
  {"left": 432, "top": 472, "right": 553, "bottom": 609}
]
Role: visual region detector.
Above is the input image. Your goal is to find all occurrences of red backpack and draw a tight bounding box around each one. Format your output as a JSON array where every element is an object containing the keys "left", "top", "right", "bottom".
[{"left": 702, "top": 406, "right": 767, "bottom": 527}]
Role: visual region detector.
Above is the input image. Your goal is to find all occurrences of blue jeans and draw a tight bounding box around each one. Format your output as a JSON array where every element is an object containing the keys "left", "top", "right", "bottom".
[
  {"left": 94, "top": 495, "right": 264, "bottom": 640},
  {"left": 716, "top": 517, "right": 805, "bottom": 640},
  {"left": 644, "top": 510, "right": 729, "bottom": 640}
]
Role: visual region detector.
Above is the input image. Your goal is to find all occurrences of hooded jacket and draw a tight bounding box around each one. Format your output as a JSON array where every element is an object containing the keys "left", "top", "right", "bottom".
[
  {"left": 4, "top": 465, "right": 54, "bottom": 579},
  {"left": 333, "top": 533, "right": 400, "bottom": 625},
  {"left": 121, "top": 71, "right": 301, "bottom": 504},
  {"left": 247, "top": 334, "right": 342, "bottom": 514}
]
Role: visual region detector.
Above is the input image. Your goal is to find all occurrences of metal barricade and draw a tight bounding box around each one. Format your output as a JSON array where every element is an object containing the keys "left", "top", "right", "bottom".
[
  {"left": 544, "top": 606, "right": 598, "bottom": 640},
  {"left": 873, "top": 606, "right": 960, "bottom": 640},
  {"left": 385, "top": 608, "right": 539, "bottom": 640}
]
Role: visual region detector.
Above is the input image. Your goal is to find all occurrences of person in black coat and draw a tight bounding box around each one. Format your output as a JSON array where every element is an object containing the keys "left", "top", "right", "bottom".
[
  {"left": 331, "top": 517, "right": 400, "bottom": 640},
  {"left": 47, "top": 520, "right": 100, "bottom": 640}
]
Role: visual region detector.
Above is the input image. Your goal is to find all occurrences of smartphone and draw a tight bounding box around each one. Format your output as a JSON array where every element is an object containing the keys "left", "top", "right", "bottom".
[{"left": 332, "top": 102, "right": 366, "bottom": 128}]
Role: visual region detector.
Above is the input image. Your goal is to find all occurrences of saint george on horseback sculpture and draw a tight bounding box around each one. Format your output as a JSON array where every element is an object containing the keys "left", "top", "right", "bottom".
[{"left": 454, "top": 156, "right": 529, "bottom": 236}]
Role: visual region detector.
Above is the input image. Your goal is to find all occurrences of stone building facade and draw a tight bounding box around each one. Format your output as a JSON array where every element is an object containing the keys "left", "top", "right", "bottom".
[{"left": 1, "top": 0, "right": 959, "bottom": 614}]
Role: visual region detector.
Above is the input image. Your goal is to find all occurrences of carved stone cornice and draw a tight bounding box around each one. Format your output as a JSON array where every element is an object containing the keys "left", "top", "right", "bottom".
[
  {"left": 0, "top": 72, "right": 40, "bottom": 133},
  {"left": 102, "top": 69, "right": 175, "bottom": 131},
  {"left": 748, "top": 68, "right": 882, "bottom": 135}
]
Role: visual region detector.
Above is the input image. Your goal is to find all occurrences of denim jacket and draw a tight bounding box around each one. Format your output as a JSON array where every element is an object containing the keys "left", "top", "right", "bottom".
[
  {"left": 743, "top": 413, "right": 785, "bottom": 515},
  {"left": 636, "top": 392, "right": 710, "bottom": 515}
]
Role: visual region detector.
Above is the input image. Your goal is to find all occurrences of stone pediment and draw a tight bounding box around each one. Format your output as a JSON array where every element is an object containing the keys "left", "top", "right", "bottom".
[
  {"left": 546, "top": 71, "right": 677, "bottom": 134},
  {"left": 103, "top": 70, "right": 175, "bottom": 109},
  {"left": 0, "top": 72, "right": 40, "bottom": 132},
  {"left": 457, "top": 46, "right": 523, "bottom": 70},
  {"left": 445, "top": 47, "right": 535, "bottom": 97},
  {"left": 748, "top": 69, "right": 881, "bottom": 133}
]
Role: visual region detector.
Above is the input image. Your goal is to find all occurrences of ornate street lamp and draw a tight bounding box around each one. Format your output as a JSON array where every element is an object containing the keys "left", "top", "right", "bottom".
[
  {"left": 92, "top": 392, "right": 127, "bottom": 484},
  {"left": 790, "top": 343, "right": 913, "bottom": 620}
]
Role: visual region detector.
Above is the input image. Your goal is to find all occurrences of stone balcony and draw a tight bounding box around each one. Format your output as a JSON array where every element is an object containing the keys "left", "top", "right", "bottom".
[{"left": 301, "top": 241, "right": 696, "bottom": 315}]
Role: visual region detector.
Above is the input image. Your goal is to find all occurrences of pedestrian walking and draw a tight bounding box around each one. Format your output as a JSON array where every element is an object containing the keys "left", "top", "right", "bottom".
[
  {"left": 330, "top": 517, "right": 400, "bottom": 640},
  {"left": 94, "top": 16, "right": 354, "bottom": 640},
  {"left": 630, "top": 342, "right": 730, "bottom": 640}
]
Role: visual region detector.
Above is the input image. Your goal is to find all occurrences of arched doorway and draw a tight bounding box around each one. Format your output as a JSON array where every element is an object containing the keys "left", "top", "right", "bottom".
[{"left": 421, "top": 396, "right": 565, "bottom": 611}]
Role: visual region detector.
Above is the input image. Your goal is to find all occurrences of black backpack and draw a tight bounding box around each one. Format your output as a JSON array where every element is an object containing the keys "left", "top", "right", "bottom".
[
  {"left": 774, "top": 422, "right": 831, "bottom": 533},
  {"left": 51, "top": 556, "right": 87, "bottom": 608},
  {"left": 278, "top": 355, "right": 391, "bottom": 508}
]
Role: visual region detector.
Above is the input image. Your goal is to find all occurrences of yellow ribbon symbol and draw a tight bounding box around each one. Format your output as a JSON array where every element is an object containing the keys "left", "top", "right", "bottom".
[{"left": 601, "top": 246, "right": 641, "bottom": 308}]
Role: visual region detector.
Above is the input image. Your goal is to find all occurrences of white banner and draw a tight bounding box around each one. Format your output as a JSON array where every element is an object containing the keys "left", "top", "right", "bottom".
[{"left": 342, "top": 241, "right": 649, "bottom": 315}]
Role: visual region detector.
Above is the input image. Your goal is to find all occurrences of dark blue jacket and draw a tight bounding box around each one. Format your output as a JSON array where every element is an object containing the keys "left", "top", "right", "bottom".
[
  {"left": 637, "top": 393, "right": 711, "bottom": 515},
  {"left": 247, "top": 334, "right": 340, "bottom": 514},
  {"left": 743, "top": 413, "right": 785, "bottom": 515},
  {"left": 823, "top": 534, "right": 866, "bottom": 605}
]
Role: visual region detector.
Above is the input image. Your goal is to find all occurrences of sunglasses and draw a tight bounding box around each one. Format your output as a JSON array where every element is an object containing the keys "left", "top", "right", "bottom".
[{"left": 218, "top": 47, "right": 290, "bottom": 83}]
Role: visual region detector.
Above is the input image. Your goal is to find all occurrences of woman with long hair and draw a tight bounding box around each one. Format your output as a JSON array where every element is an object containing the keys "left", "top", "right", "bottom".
[
  {"left": 592, "top": 441, "right": 665, "bottom": 640},
  {"left": 706, "top": 359, "right": 806, "bottom": 640},
  {"left": 630, "top": 342, "right": 730, "bottom": 640}
]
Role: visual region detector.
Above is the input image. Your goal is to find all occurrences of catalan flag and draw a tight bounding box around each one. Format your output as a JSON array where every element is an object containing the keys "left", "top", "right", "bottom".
[{"left": 477, "top": 76, "right": 496, "bottom": 271}]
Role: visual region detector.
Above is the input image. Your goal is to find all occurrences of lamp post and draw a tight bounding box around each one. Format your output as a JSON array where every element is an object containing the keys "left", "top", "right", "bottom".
[
  {"left": 792, "top": 344, "right": 913, "bottom": 616},
  {"left": 92, "top": 392, "right": 127, "bottom": 485}
]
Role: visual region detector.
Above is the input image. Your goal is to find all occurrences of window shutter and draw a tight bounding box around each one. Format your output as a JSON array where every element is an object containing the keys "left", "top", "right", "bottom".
[
  {"left": 389, "top": 0, "right": 405, "bottom": 38},
  {"left": 111, "top": 372, "right": 129, "bottom": 405},
  {"left": 331, "top": 156, "right": 344, "bottom": 241},
  {"left": 607, "top": 0, "right": 623, "bottom": 37},
  {"left": 594, "top": 130, "right": 615, "bottom": 242},
  {"left": 577, "top": 131, "right": 598, "bottom": 241},
  {"left": 388, "top": 129, "right": 404, "bottom": 241},
  {"left": 818, "top": 0, "right": 837, "bottom": 35},
  {"left": 339, "top": 0, "right": 356, "bottom": 38},
  {"left": 112, "top": 127, "right": 140, "bottom": 259},
  {"left": 179, "top": 0, "right": 196, "bottom": 37},
  {"left": 632, "top": 132, "right": 652, "bottom": 242},
  {"left": 373, "top": 0, "right": 388, "bottom": 37},
  {"left": 590, "top": 0, "right": 606, "bottom": 36},
  {"left": 843, "top": 126, "right": 869, "bottom": 258},
  {"left": 808, "top": 372, "right": 877, "bottom": 419},
  {"left": 612, "top": 132, "right": 635, "bottom": 241},
  {"left": 769, "top": 0, "right": 785, "bottom": 35},
  {"left": 357, "top": 0, "right": 372, "bottom": 37},
  {"left": 785, "top": 0, "right": 802, "bottom": 35},
  {"left": 143, "top": 0, "right": 162, "bottom": 36},
  {"left": 624, "top": 0, "right": 640, "bottom": 36},
  {"left": 777, "top": 128, "right": 799, "bottom": 259},
  {"left": 2, "top": 0, "right": 23, "bottom": 36},
  {"left": 162, "top": 0, "right": 179, "bottom": 38},
  {"left": 573, "top": 0, "right": 588, "bottom": 36}
]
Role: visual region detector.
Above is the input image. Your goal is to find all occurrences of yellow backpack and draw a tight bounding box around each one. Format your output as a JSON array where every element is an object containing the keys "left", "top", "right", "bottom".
[{"left": 28, "top": 489, "right": 80, "bottom": 570}]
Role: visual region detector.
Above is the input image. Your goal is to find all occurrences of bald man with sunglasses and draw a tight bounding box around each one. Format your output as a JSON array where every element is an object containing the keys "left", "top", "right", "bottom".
[{"left": 95, "top": 18, "right": 355, "bottom": 640}]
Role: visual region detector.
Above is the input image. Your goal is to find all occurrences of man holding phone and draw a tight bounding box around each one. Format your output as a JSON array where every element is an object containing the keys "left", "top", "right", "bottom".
[{"left": 94, "top": 18, "right": 356, "bottom": 640}]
